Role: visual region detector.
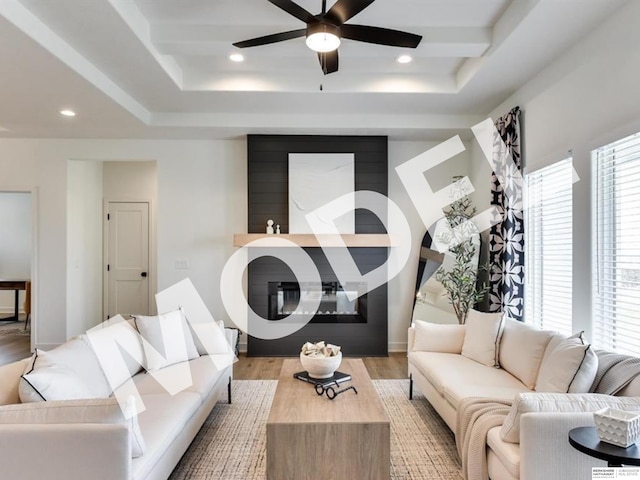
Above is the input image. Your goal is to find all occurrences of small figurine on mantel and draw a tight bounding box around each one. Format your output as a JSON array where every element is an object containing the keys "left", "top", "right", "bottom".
[
  {"left": 276, "top": 224, "right": 281, "bottom": 234},
  {"left": 266, "top": 219, "right": 274, "bottom": 234}
]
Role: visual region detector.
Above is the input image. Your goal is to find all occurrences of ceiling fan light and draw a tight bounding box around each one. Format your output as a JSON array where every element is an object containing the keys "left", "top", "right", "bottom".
[
  {"left": 306, "top": 23, "right": 341, "bottom": 53},
  {"left": 306, "top": 32, "right": 340, "bottom": 52}
]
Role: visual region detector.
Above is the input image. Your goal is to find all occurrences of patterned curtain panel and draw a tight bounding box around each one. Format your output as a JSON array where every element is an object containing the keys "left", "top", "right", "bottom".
[{"left": 488, "top": 106, "right": 524, "bottom": 321}]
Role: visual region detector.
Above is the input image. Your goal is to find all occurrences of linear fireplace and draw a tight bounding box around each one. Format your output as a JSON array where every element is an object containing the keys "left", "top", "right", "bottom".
[
  {"left": 268, "top": 281, "right": 367, "bottom": 324},
  {"left": 247, "top": 248, "right": 387, "bottom": 356}
]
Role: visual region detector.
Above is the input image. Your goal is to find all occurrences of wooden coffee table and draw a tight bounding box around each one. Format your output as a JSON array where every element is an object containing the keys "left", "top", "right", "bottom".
[{"left": 267, "top": 358, "right": 390, "bottom": 480}]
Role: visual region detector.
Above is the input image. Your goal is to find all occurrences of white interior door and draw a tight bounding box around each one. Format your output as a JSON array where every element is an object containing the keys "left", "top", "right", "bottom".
[{"left": 106, "top": 202, "right": 150, "bottom": 318}]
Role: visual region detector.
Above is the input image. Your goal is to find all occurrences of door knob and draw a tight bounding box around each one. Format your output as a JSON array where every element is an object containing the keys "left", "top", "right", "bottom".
[{"left": 141, "top": 272, "right": 148, "bottom": 277}]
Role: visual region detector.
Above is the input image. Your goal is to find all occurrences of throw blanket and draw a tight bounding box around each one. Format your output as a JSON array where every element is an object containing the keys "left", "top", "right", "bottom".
[
  {"left": 455, "top": 397, "right": 512, "bottom": 480},
  {"left": 591, "top": 351, "right": 640, "bottom": 395}
]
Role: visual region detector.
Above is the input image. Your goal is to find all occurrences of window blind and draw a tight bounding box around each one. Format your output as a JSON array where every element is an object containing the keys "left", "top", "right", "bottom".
[
  {"left": 592, "top": 132, "right": 640, "bottom": 355},
  {"left": 524, "top": 158, "right": 573, "bottom": 335}
]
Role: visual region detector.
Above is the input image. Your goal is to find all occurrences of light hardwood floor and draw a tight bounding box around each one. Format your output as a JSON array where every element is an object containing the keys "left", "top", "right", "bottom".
[
  {"left": 233, "top": 352, "right": 407, "bottom": 380},
  {"left": 0, "top": 316, "right": 30, "bottom": 366},
  {"left": 0, "top": 333, "right": 409, "bottom": 380}
]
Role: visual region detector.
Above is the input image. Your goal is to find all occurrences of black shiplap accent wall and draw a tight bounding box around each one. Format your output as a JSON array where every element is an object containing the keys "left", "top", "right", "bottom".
[
  {"left": 247, "top": 135, "right": 389, "bottom": 356},
  {"left": 248, "top": 135, "right": 388, "bottom": 234}
]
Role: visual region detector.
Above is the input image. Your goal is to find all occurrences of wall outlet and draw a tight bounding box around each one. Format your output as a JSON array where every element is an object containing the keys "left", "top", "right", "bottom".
[{"left": 174, "top": 258, "right": 189, "bottom": 269}]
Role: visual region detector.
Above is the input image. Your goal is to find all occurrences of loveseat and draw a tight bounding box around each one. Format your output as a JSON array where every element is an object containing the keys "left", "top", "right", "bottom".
[
  {"left": 0, "top": 311, "right": 237, "bottom": 480},
  {"left": 408, "top": 311, "right": 640, "bottom": 480}
]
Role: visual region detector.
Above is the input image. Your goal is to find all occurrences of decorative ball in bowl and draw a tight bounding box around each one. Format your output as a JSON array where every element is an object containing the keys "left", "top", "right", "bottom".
[{"left": 300, "top": 341, "right": 342, "bottom": 379}]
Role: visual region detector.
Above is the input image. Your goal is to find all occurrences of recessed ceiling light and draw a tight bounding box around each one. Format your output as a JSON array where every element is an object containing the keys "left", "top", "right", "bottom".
[
  {"left": 229, "top": 53, "right": 245, "bottom": 63},
  {"left": 396, "top": 55, "right": 413, "bottom": 64},
  {"left": 59, "top": 109, "right": 76, "bottom": 117}
]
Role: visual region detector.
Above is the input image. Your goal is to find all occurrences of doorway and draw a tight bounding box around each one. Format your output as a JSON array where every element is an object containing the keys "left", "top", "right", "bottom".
[
  {"left": 0, "top": 189, "right": 36, "bottom": 356},
  {"left": 104, "top": 201, "right": 151, "bottom": 318},
  {"left": 67, "top": 159, "right": 157, "bottom": 332}
]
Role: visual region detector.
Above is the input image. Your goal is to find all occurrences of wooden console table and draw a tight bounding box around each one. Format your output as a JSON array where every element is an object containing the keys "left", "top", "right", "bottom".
[
  {"left": 267, "top": 358, "right": 390, "bottom": 480},
  {"left": 0, "top": 280, "right": 28, "bottom": 323}
]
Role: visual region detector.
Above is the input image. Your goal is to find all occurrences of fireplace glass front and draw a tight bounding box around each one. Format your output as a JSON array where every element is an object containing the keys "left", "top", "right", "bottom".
[{"left": 268, "top": 282, "right": 367, "bottom": 323}]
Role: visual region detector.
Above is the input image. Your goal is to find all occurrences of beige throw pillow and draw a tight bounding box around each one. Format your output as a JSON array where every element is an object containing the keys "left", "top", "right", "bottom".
[
  {"left": 498, "top": 319, "right": 555, "bottom": 389},
  {"left": 0, "top": 396, "right": 145, "bottom": 457},
  {"left": 413, "top": 320, "right": 466, "bottom": 353},
  {"left": 535, "top": 332, "right": 598, "bottom": 393},
  {"left": 461, "top": 310, "right": 504, "bottom": 367},
  {"left": 501, "top": 392, "right": 640, "bottom": 443}
]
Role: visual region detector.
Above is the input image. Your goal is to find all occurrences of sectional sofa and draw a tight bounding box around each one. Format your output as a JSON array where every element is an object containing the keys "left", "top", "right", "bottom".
[
  {"left": 0, "top": 311, "right": 237, "bottom": 480},
  {"left": 408, "top": 310, "right": 640, "bottom": 480}
]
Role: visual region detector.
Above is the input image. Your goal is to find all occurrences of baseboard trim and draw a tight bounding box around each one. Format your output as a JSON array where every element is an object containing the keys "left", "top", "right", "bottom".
[
  {"left": 0, "top": 308, "right": 25, "bottom": 314},
  {"left": 34, "top": 342, "right": 61, "bottom": 350},
  {"left": 388, "top": 342, "right": 408, "bottom": 353}
]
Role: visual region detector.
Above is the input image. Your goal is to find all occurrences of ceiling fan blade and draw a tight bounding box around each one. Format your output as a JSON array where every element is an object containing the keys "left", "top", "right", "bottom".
[
  {"left": 318, "top": 50, "right": 339, "bottom": 75},
  {"left": 268, "top": 0, "right": 316, "bottom": 23},
  {"left": 341, "top": 24, "right": 422, "bottom": 48},
  {"left": 233, "top": 29, "right": 306, "bottom": 48},
  {"left": 325, "top": 0, "right": 376, "bottom": 25}
]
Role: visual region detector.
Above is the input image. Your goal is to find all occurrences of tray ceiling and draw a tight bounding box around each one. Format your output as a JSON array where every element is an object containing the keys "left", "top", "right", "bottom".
[{"left": 0, "top": 0, "right": 629, "bottom": 139}]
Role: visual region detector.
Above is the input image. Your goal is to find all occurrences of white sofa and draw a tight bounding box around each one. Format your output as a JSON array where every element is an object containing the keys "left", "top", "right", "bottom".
[
  {"left": 408, "top": 312, "right": 640, "bottom": 480},
  {"left": 0, "top": 315, "right": 237, "bottom": 480}
]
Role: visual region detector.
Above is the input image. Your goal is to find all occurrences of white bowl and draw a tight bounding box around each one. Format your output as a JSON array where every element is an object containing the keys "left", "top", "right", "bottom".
[{"left": 300, "top": 352, "right": 342, "bottom": 379}]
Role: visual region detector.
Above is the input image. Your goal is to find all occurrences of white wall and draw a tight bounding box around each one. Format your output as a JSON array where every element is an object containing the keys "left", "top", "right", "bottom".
[
  {"left": 0, "top": 192, "right": 32, "bottom": 312},
  {"left": 155, "top": 144, "right": 247, "bottom": 321},
  {"left": 388, "top": 140, "right": 472, "bottom": 350},
  {"left": 0, "top": 147, "right": 65, "bottom": 347},
  {"left": 67, "top": 160, "right": 103, "bottom": 337},
  {"left": 103, "top": 161, "right": 158, "bottom": 200},
  {"left": 469, "top": 0, "right": 640, "bottom": 340}
]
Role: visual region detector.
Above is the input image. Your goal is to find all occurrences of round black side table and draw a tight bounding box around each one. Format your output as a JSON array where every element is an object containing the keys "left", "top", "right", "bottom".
[{"left": 569, "top": 426, "right": 640, "bottom": 467}]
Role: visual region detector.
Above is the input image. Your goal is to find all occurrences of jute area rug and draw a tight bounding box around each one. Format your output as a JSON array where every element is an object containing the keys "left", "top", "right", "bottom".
[{"left": 171, "top": 379, "right": 462, "bottom": 480}]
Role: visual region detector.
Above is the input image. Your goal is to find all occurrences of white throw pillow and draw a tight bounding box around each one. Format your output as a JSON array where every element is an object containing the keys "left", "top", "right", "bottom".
[
  {"left": 501, "top": 392, "right": 640, "bottom": 444},
  {"left": 134, "top": 309, "right": 200, "bottom": 372},
  {"left": 498, "top": 319, "right": 555, "bottom": 390},
  {"left": 83, "top": 315, "right": 145, "bottom": 391},
  {"left": 461, "top": 310, "right": 504, "bottom": 367},
  {"left": 413, "top": 320, "right": 466, "bottom": 353},
  {"left": 0, "top": 396, "right": 145, "bottom": 457},
  {"left": 38, "top": 337, "right": 111, "bottom": 398},
  {"left": 19, "top": 350, "right": 98, "bottom": 403},
  {"left": 187, "top": 316, "right": 232, "bottom": 356},
  {"left": 154, "top": 278, "right": 232, "bottom": 356},
  {"left": 535, "top": 332, "right": 598, "bottom": 393}
]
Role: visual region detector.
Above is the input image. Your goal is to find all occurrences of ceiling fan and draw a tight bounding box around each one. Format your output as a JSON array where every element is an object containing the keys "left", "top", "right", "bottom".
[{"left": 233, "top": 0, "right": 422, "bottom": 75}]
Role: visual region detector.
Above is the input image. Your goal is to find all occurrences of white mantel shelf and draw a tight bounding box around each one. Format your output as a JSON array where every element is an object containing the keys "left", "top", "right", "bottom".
[{"left": 233, "top": 234, "right": 397, "bottom": 248}]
